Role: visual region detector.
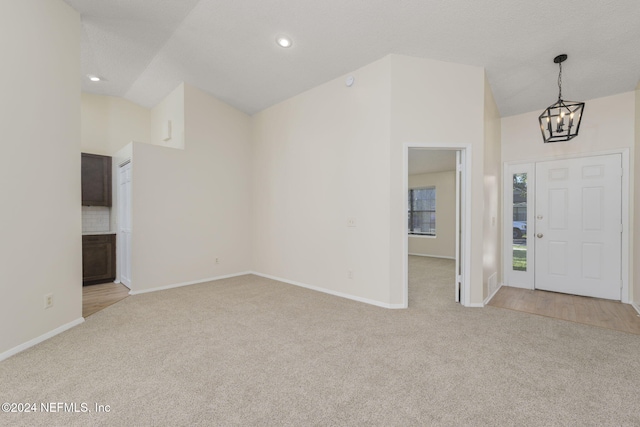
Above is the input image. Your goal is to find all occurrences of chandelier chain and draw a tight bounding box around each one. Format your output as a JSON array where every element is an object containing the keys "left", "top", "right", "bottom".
[{"left": 557, "top": 62, "right": 563, "bottom": 100}]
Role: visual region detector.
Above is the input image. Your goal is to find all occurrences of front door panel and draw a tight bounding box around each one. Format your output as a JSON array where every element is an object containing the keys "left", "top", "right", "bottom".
[{"left": 535, "top": 154, "right": 621, "bottom": 300}]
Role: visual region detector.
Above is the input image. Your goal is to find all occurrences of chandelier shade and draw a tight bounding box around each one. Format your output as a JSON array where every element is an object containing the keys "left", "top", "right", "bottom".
[{"left": 538, "top": 54, "right": 584, "bottom": 143}]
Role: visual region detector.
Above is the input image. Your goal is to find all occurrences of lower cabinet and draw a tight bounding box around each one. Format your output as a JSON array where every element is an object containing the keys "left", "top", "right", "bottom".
[{"left": 82, "top": 234, "right": 116, "bottom": 286}]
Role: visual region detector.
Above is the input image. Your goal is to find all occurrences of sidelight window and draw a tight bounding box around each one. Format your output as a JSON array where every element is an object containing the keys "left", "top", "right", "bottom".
[{"left": 512, "top": 173, "right": 527, "bottom": 271}]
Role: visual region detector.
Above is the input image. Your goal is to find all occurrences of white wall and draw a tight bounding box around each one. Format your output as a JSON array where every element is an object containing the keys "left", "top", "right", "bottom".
[
  {"left": 483, "top": 76, "right": 502, "bottom": 298},
  {"left": 81, "top": 93, "right": 151, "bottom": 155},
  {"left": 151, "top": 83, "right": 185, "bottom": 149},
  {"left": 502, "top": 92, "right": 635, "bottom": 162},
  {"left": 81, "top": 86, "right": 186, "bottom": 155},
  {"left": 390, "top": 55, "right": 486, "bottom": 305},
  {"left": 82, "top": 86, "right": 187, "bottom": 247},
  {"left": 251, "top": 57, "right": 393, "bottom": 306},
  {"left": 130, "top": 83, "right": 251, "bottom": 292},
  {"left": 0, "top": 0, "right": 82, "bottom": 357},
  {"left": 80, "top": 84, "right": 250, "bottom": 293},
  {"left": 502, "top": 91, "right": 636, "bottom": 302},
  {"left": 408, "top": 171, "right": 456, "bottom": 259},
  {"left": 252, "top": 55, "right": 489, "bottom": 307}
]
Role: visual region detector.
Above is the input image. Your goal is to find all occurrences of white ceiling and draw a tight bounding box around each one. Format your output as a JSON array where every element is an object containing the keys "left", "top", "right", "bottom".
[
  {"left": 64, "top": 0, "right": 640, "bottom": 116},
  {"left": 408, "top": 150, "right": 457, "bottom": 175}
]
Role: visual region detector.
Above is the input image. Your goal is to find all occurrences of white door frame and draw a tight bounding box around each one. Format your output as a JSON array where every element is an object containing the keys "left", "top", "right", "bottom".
[
  {"left": 502, "top": 148, "right": 630, "bottom": 303},
  {"left": 403, "top": 143, "right": 472, "bottom": 307},
  {"left": 117, "top": 159, "right": 132, "bottom": 290}
]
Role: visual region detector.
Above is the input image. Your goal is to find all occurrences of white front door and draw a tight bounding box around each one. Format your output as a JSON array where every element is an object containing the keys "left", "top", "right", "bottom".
[
  {"left": 534, "top": 154, "right": 622, "bottom": 300},
  {"left": 118, "top": 162, "right": 132, "bottom": 289}
]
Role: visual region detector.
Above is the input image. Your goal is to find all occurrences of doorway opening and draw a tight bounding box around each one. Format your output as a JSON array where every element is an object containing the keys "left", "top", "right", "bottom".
[
  {"left": 81, "top": 159, "right": 132, "bottom": 318},
  {"left": 82, "top": 283, "right": 130, "bottom": 317},
  {"left": 403, "top": 143, "right": 472, "bottom": 307}
]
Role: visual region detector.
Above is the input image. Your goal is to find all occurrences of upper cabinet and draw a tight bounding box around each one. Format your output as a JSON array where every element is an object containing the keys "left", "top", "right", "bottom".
[{"left": 81, "top": 153, "right": 112, "bottom": 207}]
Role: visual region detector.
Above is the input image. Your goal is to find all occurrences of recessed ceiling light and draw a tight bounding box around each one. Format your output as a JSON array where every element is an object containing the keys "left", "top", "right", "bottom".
[
  {"left": 276, "top": 36, "right": 292, "bottom": 48},
  {"left": 87, "top": 74, "right": 101, "bottom": 82}
]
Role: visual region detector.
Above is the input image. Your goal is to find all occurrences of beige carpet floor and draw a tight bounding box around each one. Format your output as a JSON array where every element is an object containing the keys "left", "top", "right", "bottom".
[{"left": 1, "top": 256, "right": 639, "bottom": 426}]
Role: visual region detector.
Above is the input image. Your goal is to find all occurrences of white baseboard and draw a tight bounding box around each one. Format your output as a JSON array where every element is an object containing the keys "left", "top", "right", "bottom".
[
  {"left": 632, "top": 302, "right": 640, "bottom": 316},
  {"left": 128, "top": 271, "right": 252, "bottom": 295},
  {"left": 408, "top": 253, "right": 455, "bottom": 260},
  {"left": 466, "top": 303, "right": 484, "bottom": 308},
  {"left": 484, "top": 282, "right": 503, "bottom": 305},
  {"left": 251, "top": 271, "right": 404, "bottom": 309},
  {"left": 0, "top": 317, "right": 84, "bottom": 362},
  {"left": 504, "top": 282, "right": 534, "bottom": 290}
]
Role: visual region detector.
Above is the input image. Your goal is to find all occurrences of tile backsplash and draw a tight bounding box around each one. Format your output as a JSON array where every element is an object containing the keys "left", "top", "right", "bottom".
[{"left": 82, "top": 206, "right": 111, "bottom": 232}]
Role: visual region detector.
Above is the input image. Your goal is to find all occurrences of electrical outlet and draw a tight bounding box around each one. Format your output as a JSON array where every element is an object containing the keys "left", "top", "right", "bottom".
[
  {"left": 215, "top": 257, "right": 220, "bottom": 264},
  {"left": 347, "top": 270, "right": 353, "bottom": 279},
  {"left": 347, "top": 218, "right": 356, "bottom": 227},
  {"left": 44, "top": 293, "right": 53, "bottom": 309}
]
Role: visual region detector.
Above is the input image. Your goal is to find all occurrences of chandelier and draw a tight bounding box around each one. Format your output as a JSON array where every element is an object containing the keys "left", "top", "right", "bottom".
[{"left": 538, "top": 54, "right": 585, "bottom": 143}]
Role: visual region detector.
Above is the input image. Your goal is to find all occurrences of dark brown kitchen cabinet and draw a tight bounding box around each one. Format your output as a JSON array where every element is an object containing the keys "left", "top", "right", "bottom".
[
  {"left": 81, "top": 153, "right": 112, "bottom": 206},
  {"left": 82, "top": 234, "right": 116, "bottom": 285}
]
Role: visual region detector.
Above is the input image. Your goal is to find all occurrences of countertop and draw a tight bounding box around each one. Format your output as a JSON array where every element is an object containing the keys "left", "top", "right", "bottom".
[{"left": 82, "top": 231, "right": 116, "bottom": 236}]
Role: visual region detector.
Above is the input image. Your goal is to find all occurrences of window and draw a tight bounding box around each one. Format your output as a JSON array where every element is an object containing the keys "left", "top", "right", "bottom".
[
  {"left": 512, "top": 173, "right": 527, "bottom": 271},
  {"left": 408, "top": 187, "right": 436, "bottom": 236}
]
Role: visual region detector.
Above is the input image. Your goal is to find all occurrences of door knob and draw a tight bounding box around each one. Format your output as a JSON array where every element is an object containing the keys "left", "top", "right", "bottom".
[{"left": 536, "top": 233, "right": 543, "bottom": 238}]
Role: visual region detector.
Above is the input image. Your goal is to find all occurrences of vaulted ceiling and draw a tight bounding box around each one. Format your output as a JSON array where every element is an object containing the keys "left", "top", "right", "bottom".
[{"left": 64, "top": 0, "right": 640, "bottom": 116}]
